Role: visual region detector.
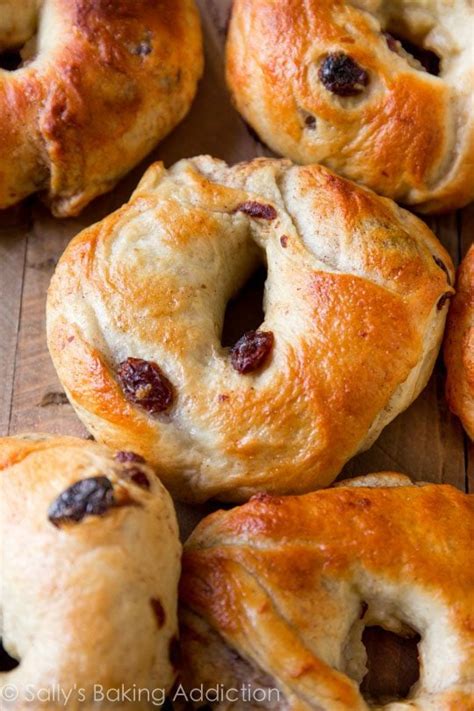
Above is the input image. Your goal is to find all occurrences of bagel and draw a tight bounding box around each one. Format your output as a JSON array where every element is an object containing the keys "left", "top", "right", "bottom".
[
  {"left": 0, "top": 0, "right": 202, "bottom": 217},
  {"left": 47, "top": 155, "right": 454, "bottom": 503},
  {"left": 445, "top": 244, "right": 474, "bottom": 438},
  {"left": 179, "top": 473, "right": 474, "bottom": 710},
  {"left": 226, "top": 0, "right": 474, "bottom": 213},
  {"left": 0, "top": 434, "right": 181, "bottom": 708}
]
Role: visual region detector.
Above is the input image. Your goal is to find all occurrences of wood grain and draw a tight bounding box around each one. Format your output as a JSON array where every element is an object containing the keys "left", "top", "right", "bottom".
[
  {"left": 7, "top": 210, "right": 88, "bottom": 438},
  {"left": 0, "top": 207, "right": 29, "bottom": 435},
  {"left": 0, "top": 0, "right": 472, "bottom": 703}
]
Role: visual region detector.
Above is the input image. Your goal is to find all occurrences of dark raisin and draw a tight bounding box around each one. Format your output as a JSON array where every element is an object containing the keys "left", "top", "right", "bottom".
[
  {"left": 127, "top": 468, "right": 150, "bottom": 489},
  {"left": 132, "top": 40, "right": 152, "bottom": 56},
  {"left": 230, "top": 330, "right": 274, "bottom": 374},
  {"left": 115, "top": 451, "right": 150, "bottom": 489},
  {"left": 433, "top": 256, "right": 451, "bottom": 285},
  {"left": 151, "top": 598, "right": 166, "bottom": 628},
  {"left": 280, "top": 235, "right": 289, "bottom": 248},
  {"left": 437, "top": 292, "right": 453, "bottom": 311},
  {"left": 235, "top": 201, "right": 277, "bottom": 220},
  {"left": 117, "top": 357, "right": 174, "bottom": 414},
  {"left": 299, "top": 108, "right": 317, "bottom": 129},
  {"left": 131, "top": 31, "right": 153, "bottom": 57},
  {"left": 319, "top": 52, "right": 369, "bottom": 96},
  {"left": 114, "top": 451, "right": 146, "bottom": 464},
  {"left": 48, "top": 476, "right": 115, "bottom": 527},
  {"left": 169, "top": 636, "right": 181, "bottom": 669}
]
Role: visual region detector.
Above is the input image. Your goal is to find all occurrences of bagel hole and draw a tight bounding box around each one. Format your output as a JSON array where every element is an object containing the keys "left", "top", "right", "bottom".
[
  {"left": 384, "top": 31, "right": 441, "bottom": 75},
  {"left": 361, "top": 626, "right": 420, "bottom": 703},
  {"left": 221, "top": 265, "right": 267, "bottom": 347},
  {"left": 0, "top": 639, "right": 19, "bottom": 672},
  {"left": 0, "top": 50, "right": 23, "bottom": 71}
]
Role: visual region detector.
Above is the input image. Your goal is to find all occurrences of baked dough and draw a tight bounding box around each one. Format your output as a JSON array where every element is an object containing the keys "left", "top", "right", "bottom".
[
  {"left": 0, "top": 434, "right": 181, "bottom": 708},
  {"left": 47, "top": 156, "right": 454, "bottom": 502},
  {"left": 0, "top": 0, "right": 203, "bottom": 216},
  {"left": 179, "top": 473, "right": 474, "bottom": 710},
  {"left": 445, "top": 244, "right": 474, "bottom": 438},
  {"left": 226, "top": 0, "right": 474, "bottom": 213}
]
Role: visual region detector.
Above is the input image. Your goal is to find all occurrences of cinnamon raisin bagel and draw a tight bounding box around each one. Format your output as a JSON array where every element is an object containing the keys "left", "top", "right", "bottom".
[
  {"left": 226, "top": 0, "right": 474, "bottom": 213},
  {"left": 47, "top": 156, "right": 454, "bottom": 503},
  {"left": 179, "top": 473, "right": 474, "bottom": 710},
  {"left": 0, "top": 435, "right": 181, "bottom": 709},
  {"left": 0, "top": 0, "right": 202, "bottom": 217},
  {"left": 445, "top": 244, "right": 474, "bottom": 438}
]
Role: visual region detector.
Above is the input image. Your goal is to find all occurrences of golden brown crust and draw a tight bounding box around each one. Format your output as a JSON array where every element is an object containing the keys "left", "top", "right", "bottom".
[
  {"left": 226, "top": 0, "right": 474, "bottom": 213},
  {"left": 0, "top": 0, "right": 203, "bottom": 216},
  {"left": 445, "top": 245, "right": 474, "bottom": 438},
  {"left": 179, "top": 474, "right": 474, "bottom": 710},
  {"left": 0, "top": 434, "right": 181, "bottom": 709},
  {"left": 47, "top": 156, "right": 454, "bottom": 503}
]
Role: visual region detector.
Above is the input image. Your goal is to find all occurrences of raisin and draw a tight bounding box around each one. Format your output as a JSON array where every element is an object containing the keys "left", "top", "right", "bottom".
[
  {"left": 151, "top": 598, "right": 166, "bottom": 628},
  {"left": 117, "top": 358, "right": 174, "bottom": 414},
  {"left": 433, "top": 256, "right": 451, "bottom": 285},
  {"left": 319, "top": 53, "right": 369, "bottom": 96},
  {"left": 115, "top": 451, "right": 150, "bottom": 489},
  {"left": 299, "top": 108, "right": 317, "bottom": 129},
  {"left": 437, "top": 292, "right": 453, "bottom": 311},
  {"left": 131, "top": 31, "right": 153, "bottom": 57},
  {"left": 48, "top": 476, "right": 115, "bottom": 527},
  {"left": 235, "top": 201, "right": 277, "bottom": 220},
  {"left": 114, "top": 451, "right": 146, "bottom": 464},
  {"left": 230, "top": 330, "right": 274, "bottom": 374},
  {"left": 127, "top": 468, "right": 150, "bottom": 490},
  {"left": 280, "top": 235, "right": 289, "bottom": 248},
  {"left": 132, "top": 40, "right": 152, "bottom": 56}
]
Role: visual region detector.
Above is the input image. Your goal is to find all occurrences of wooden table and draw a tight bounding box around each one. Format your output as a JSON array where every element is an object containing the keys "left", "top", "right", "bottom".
[{"left": 0, "top": 0, "right": 472, "bottom": 703}]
